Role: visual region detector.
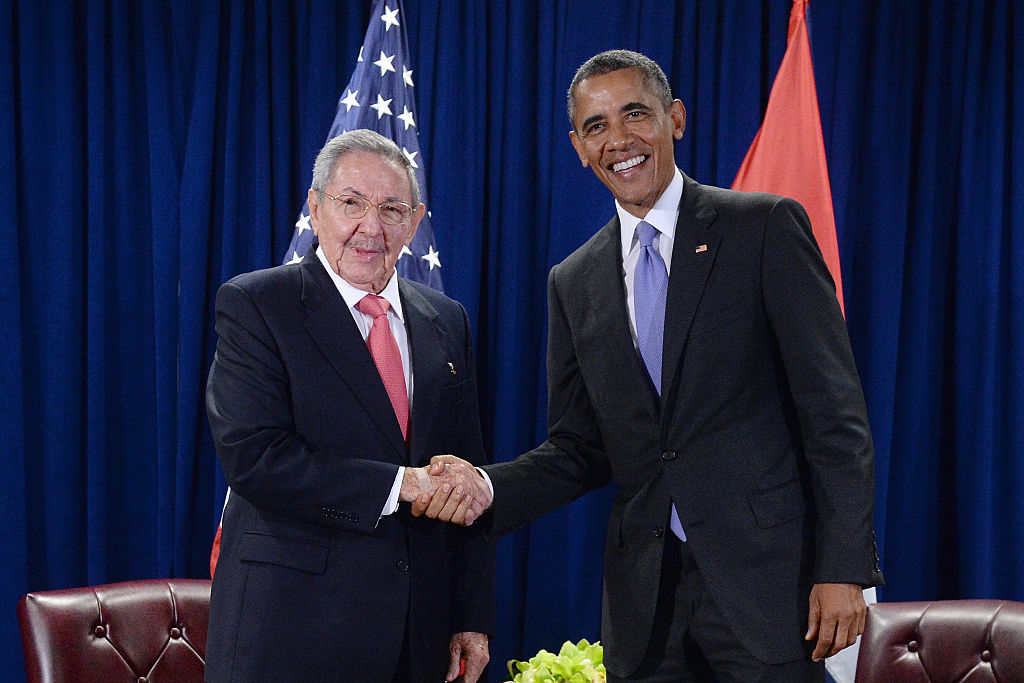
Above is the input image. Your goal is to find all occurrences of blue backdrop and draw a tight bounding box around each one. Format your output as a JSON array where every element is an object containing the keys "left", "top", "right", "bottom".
[{"left": 3, "top": 0, "right": 1022, "bottom": 679}]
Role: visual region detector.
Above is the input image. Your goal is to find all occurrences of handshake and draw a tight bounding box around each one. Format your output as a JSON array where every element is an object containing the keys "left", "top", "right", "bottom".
[{"left": 399, "top": 455, "right": 492, "bottom": 526}]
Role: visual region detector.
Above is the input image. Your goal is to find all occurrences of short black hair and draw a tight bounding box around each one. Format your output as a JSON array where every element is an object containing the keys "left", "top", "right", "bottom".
[{"left": 567, "top": 49, "right": 673, "bottom": 132}]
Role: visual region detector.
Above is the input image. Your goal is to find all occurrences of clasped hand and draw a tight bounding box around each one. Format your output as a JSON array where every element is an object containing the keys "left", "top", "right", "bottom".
[{"left": 400, "top": 455, "right": 491, "bottom": 526}]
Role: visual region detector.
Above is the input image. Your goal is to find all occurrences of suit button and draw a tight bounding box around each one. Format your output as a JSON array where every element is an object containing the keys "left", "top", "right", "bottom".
[
  {"left": 396, "top": 559, "right": 409, "bottom": 572},
  {"left": 661, "top": 451, "right": 676, "bottom": 461},
  {"left": 653, "top": 526, "right": 664, "bottom": 537}
]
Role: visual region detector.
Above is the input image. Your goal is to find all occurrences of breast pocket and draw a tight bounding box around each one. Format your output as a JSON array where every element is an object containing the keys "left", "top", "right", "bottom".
[
  {"left": 688, "top": 300, "right": 752, "bottom": 340},
  {"left": 438, "top": 379, "right": 469, "bottom": 406}
]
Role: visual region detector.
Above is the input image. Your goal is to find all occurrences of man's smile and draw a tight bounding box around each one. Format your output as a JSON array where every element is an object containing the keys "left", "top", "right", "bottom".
[{"left": 611, "top": 155, "right": 648, "bottom": 173}]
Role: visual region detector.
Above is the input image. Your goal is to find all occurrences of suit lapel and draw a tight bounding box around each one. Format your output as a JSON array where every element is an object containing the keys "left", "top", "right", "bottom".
[
  {"left": 585, "top": 218, "right": 661, "bottom": 419},
  {"left": 662, "top": 175, "right": 721, "bottom": 403},
  {"left": 400, "top": 280, "right": 447, "bottom": 465},
  {"left": 298, "top": 250, "right": 407, "bottom": 460}
]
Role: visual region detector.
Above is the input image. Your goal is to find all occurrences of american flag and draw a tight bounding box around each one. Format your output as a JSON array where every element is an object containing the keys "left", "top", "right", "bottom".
[
  {"left": 212, "top": 0, "right": 440, "bottom": 577},
  {"left": 282, "top": 0, "right": 443, "bottom": 290}
]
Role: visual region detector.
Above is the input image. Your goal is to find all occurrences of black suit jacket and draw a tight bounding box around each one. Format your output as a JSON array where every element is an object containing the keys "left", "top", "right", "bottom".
[
  {"left": 486, "top": 174, "right": 882, "bottom": 676},
  {"left": 204, "top": 246, "right": 493, "bottom": 682}
]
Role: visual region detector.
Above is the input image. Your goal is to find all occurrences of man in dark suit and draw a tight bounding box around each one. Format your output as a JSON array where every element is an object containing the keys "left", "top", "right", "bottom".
[
  {"left": 204, "top": 129, "right": 494, "bottom": 683},
  {"left": 419, "top": 50, "right": 883, "bottom": 681}
]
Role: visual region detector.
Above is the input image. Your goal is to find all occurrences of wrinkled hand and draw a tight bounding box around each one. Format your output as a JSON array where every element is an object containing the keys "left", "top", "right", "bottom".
[
  {"left": 805, "top": 583, "right": 867, "bottom": 661},
  {"left": 409, "top": 455, "right": 492, "bottom": 526},
  {"left": 447, "top": 631, "right": 489, "bottom": 682}
]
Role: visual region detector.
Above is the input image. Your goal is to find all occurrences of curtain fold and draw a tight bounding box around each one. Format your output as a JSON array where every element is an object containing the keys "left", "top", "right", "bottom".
[{"left": 3, "top": 0, "right": 1022, "bottom": 678}]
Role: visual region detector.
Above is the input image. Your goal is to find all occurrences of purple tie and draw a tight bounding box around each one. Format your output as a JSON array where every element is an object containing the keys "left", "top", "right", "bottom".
[{"left": 633, "top": 220, "right": 686, "bottom": 542}]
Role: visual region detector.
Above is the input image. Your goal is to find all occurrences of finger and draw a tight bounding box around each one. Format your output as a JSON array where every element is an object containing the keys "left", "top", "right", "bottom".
[
  {"left": 446, "top": 640, "right": 462, "bottom": 682},
  {"left": 812, "top": 617, "right": 836, "bottom": 661},
  {"left": 450, "top": 494, "right": 478, "bottom": 526},
  {"left": 831, "top": 617, "right": 852, "bottom": 657},
  {"left": 410, "top": 492, "right": 431, "bottom": 517},
  {"left": 437, "top": 485, "right": 467, "bottom": 522},
  {"left": 463, "top": 652, "right": 488, "bottom": 683},
  {"left": 425, "top": 483, "right": 455, "bottom": 519},
  {"left": 805, "top": 597, "right": 820, "bottom": 641},
  {"left": 428, "top": 455, "right": 448, "bottom": 476}
]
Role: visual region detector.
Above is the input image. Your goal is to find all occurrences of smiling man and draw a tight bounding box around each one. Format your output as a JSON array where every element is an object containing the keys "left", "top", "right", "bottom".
[
  {"left": 419, "top": 50, "right": 883, "bottom": 682},
  {"left": 204, "top": 129, "right": 494, "bottom": 683}
]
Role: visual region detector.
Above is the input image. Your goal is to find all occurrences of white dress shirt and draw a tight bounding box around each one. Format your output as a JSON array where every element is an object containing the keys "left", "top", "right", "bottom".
[
  {"left": 315, "top": 246, "right": 411, "bottom": 518},
  {"left": 618, "top": 168, "right": 684, "bottom": 346},
  {"left": 476, "top": 170, "right": 686, "bottom": 504}
]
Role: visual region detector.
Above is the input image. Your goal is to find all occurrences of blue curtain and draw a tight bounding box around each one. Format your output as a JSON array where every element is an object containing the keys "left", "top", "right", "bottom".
[{"left": 3, "top": 0, "right": 1022, "bottom": 678}]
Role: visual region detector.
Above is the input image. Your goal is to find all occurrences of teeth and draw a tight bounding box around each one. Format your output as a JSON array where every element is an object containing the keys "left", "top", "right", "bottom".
[{"left": 612, "top": 155, "right": 646, "bottom": 173}]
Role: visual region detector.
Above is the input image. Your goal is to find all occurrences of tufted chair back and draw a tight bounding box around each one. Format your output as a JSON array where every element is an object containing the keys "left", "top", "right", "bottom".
[
  {"left": 855, "top": 599, "right": 1024, "bottom": 682},
  {"left": 17, "top": 579, "right": 211, "bottom": 683}
]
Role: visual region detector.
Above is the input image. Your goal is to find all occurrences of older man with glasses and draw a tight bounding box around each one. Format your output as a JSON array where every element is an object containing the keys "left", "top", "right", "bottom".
[{"left": 204, "top": 129, "right": 494, "bottom": 683}]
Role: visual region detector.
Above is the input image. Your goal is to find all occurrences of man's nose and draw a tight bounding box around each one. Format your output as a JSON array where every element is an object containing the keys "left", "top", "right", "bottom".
[
  {"left": 356, "top": 208, "right": 386, "bottom": 234},
  {"left": 606, "top": 119, "right": 633, "bottom": 149}
]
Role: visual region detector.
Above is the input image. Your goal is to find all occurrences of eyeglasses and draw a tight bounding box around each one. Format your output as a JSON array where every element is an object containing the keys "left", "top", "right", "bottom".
[{"left": 322, "top": 192, "right": 416, "bottom": 226}]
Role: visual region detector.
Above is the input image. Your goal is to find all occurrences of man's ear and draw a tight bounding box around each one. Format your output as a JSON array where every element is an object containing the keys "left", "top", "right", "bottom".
[
  {"left": 405, "top": 203, "right": 424, "bottom": 245},
  {"left": 670, "top": 100, "right": 686, "bottom": 140},
  {"left": 569, "top": 130, "right": 589, "bottom": 167},
  {"left": 307, "top": 188, "right": 321, "bottom": 235}
]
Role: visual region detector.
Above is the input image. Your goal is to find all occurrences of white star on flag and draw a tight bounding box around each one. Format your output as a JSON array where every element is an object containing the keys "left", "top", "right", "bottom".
[
  {"left": 421, "top": 245, "right": 441, "bottom": 270},
  {"left": 402, "top": 147, "right": 418, "bottom": 168},
  {"left": 339, "top": 89, "right": 360, "bottom": 112},
  {"left": 370, "top": 94, "right": 393, "bottom": 119},
  {"left": 397, "top": 106, "right": 416, "bottom": 130},
  {"left": 402, "top": 66, "right": 414, "bottom": 87},
  {"left": 295, "top": 213, "right": 311, "bottom": 233},
  {"left": 373, "top": 51, "right": 396, "bottom": 77},
  {"left": 357, "top": 46, "right": 364, "bottom": 62},
  {"left": 380, "top": 5, "right": 400, "bottom": 31},
  {"left": 399, "top": 244, "right": 414, "bottom": 259},
  {"left": 286, "top": 251, "right": 303, "bottom": 265}
]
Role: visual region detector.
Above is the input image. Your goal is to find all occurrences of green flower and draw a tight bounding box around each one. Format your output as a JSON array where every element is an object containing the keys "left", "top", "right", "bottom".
[{"left": 507, "top": 639, "right": 606, "bottom": 683}]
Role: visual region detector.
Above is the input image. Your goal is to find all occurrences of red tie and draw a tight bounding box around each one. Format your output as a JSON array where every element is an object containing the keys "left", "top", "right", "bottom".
[{"left": 356, "top": 294, "right": 409, "bottom": 441}]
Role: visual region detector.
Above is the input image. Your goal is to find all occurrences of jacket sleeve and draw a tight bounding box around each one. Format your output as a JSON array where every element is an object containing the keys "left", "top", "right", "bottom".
[{"left": 761, "top": 197, "right": 882, "bottom": 587}]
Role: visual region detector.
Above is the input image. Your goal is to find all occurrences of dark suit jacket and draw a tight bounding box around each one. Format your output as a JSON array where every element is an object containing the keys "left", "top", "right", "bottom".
[
  {"left": 485, "top": 174, "right": 883, "bottom": 676},
  {"left": 204, "top": 246, "right": 493, "bottom": 682}
]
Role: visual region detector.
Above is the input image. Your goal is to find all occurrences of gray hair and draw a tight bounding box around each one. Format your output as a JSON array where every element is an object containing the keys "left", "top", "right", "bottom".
[
  {"left": 310, "top": 129, "right": 421, "bottom": 206},
  {"left": 567, "top": 50, "right": 673, "bottom": 131}
]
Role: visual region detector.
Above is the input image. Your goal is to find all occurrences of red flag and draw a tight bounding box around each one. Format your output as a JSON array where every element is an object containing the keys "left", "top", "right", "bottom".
[{"left": 732, "top": 0, "right": 844, "bottom": 314}]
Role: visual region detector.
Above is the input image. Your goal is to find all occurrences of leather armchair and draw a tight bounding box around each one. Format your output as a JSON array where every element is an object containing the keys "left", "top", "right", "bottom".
[
  {"left": 18, "top": 578, "right": 211, "bottom": 683},
  {"left": 855, "top": 599, "right": 1024, "bottom": 682}
]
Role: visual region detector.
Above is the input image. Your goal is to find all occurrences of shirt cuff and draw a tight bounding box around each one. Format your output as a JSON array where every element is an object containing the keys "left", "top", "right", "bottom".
[
  {"left": 475, "top": 467, "right": 494, "bottom": 505},
  {"left": 381, "top": 466, "right": 405, "bottom": 517}
]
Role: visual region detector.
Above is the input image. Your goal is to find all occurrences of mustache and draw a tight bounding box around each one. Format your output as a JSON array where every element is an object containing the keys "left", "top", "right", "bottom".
[{"left": 344, "top": 238, "right": 384, "bottom": 252}]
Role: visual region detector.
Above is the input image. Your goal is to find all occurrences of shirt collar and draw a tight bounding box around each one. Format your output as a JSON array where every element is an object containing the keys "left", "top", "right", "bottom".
[
  {"left": 315, "top": 244, "right": 405, "bottom": 322},
  {"left": 618, "top": 167, "right": 684, "bottom": 255}
]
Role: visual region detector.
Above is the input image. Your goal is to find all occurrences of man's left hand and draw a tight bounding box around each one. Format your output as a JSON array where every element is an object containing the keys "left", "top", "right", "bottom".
[
  {"left": 447, "top": 631, "right": 489, "bottom": 682},
  {"left": 805, "top": 582, "right": 867, "bottom": 661}
]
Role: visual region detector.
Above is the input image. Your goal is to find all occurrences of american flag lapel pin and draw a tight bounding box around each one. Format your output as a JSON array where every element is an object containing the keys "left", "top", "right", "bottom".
[
  {"left": 695, "top": 244, "right": 708, "bottom": 254},
  {"left": 447, "top": 362, "right": 456, "bottom": 375}
]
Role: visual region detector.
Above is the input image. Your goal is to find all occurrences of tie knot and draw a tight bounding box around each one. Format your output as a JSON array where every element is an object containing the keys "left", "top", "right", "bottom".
[
  {"left": 636, "top": 221, "right": 658, "bottom": 248},
  {"left": 357, "top": 293, "right": 390, "bottom": 318}
]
